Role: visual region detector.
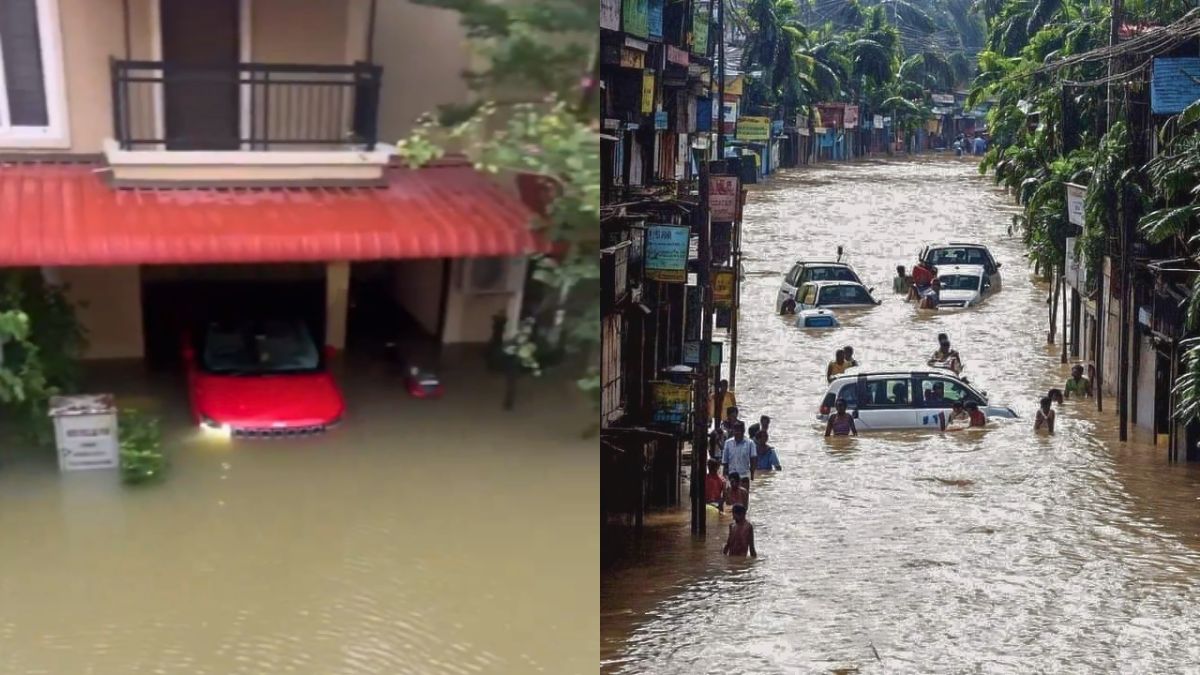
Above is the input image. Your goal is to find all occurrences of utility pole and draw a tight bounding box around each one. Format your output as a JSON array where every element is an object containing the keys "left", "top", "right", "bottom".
[
  {"left": 1097, "top": 0, "right": 1122, "bottom": 415},
  {"left": 691, "top": 162, "right": 715, "bottom": 536},
  {"left": 715, "top": 0, "right": 726, "bottom": 158}
]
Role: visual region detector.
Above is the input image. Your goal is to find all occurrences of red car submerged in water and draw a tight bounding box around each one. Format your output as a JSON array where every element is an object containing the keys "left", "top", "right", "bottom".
[{"left": 184, "top": 319, "right": 344, "bottom": 438}]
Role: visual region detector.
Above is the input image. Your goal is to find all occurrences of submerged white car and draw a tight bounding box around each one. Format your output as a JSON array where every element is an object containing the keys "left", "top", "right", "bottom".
[
  {"left": 935, "top": 264, "right": 995, "bottom": 308},
  {"left": 817, "top": 369, "right": 1018, "bottom": 431},
  {"left": 776, "top": 261, "right": 863, "bottom": 313},
  {"left": 919, "top": 242, "right": 1002, "bottom": 290}
]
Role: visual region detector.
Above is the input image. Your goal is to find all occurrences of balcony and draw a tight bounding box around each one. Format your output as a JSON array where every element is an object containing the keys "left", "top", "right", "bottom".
[{"left": 105, "top": 59, "right": 390, "bottom": 187}]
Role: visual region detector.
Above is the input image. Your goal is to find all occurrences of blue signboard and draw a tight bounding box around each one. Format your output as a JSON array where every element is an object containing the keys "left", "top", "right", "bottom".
[
  {"left": 771, "top": 119, "right": 784, "bottom": 136},
  {"left": 696, "top": 96, "right": 712, "bottom": 131},
  {"left": 645, "top": 225, "right": 690, "bottom": 283},
  {"left": 654, "top": 110, "right": 668, "bottom": 129},
  {"left": 1151, "top": 58, "right": 1200, "bottom": 115},
  {"left": 648, "top": 0, "right": 664, "bottom": 39}
]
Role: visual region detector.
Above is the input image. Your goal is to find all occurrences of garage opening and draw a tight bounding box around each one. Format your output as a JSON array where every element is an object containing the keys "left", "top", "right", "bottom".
[
  {"left": 141, "top": 264, "right": 326, "bottom": 371},
  {"left": 346, "top": 259, "right": 450, "bottom": 364}
]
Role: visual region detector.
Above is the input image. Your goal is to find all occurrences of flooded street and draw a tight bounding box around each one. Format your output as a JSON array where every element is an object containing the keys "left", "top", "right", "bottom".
[
  {"left": 602, "top": 158, "right": 1200, "bottom": 672},
  {"left": 0, "top": 355, "right": 596, "bottom": 674}
]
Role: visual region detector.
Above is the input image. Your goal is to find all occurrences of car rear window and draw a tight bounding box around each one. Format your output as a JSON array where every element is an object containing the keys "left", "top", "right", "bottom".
[
  {"left": 929, "top": 247, "right": 988, "bottom": 266},
  {"left": 819, "top": 285, "right": 872, "bottom": 304}
]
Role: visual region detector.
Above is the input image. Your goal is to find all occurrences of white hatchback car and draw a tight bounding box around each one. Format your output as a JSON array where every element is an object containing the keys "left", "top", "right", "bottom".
[
  {"left": 935, "top": 264, "right": 996, "bottom": 308},
  {"left": 776, "top": 261, "right": 863, "bottom": 313},
  {"left": 817, "top": 370, "right": 1018, "bottom": 431}
]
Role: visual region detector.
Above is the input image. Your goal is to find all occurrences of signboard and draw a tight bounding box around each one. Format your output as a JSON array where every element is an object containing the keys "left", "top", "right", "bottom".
[
  {"left": 654, "top": 110, "right": 668, "bottom": 129},
  {"left": 620, "top": 47, "right": 645, "bottom": 69},
  {"left": 711, "top": 221, "right": 731, "bottom": 262},
  {"left": 843, "top": 105, "right": 859, "bottom": 129},
  {"left": 623, "top": 0, "right": 648, "bottom": 37},
  {"left": 645, "top": 225, "right": 689, "bottom": 282},
  {"left": 721, "top": 101, "right": 738, "bottom": 133},
  {"left": 873, "top": 114, "right": 884, "bottom": 129},
  {"left": 600, "top": 0, "right": 620, "bottom": 30},
  {"left": 1066, "top": 183, "right": 1087, "bottom": 227},
  {"left": 648, "top": 0, "right": 664, "bottom": 39},
  {"left": 771, "top": 119, "right": 784, "bottom": 136},
  {"left": 683, "top": 341, "right": 723, "bottom": 366},
  {"left": 641, "top": 71, "right": 655, "bottom": 114},
  {"left": 692, "top": 3, "right": 710, "bottom": 56},
  {"left": 696, "top": 96, "right": 712, "bottom": 131},
  {"left": 650, "top": 381, "right": 692, "bottom": 426},
  {"left": 708, "top": 175, "right": 740, "bottom": 222},
  {"left": 713, "top": 268, "right": 735, "bottom": 307},
  {"left": 666, "top": 45, "right": 689, "bottom": 66},
  {"left": 49, "top": 394, "right": 119, "bottom": 472},
  {"left": 1065, "top": 236, "right": 1087, "bottom": 290},
  {"left": 736, "top": 116, "right": 770, "bottom": 141},
  {"left": 931, "top": 93, "right": 955, "bottom": 104},
  {"left": 816, "top": 104, "right": 843, "bottom": 129}
]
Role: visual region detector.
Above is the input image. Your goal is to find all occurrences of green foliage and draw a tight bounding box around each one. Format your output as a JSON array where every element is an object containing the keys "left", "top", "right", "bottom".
[
  {"left": 0, "top": 270, "right": 87, "bottom": 446},
  {"left": 395, "top": 0, "right": 598, "bottom": 403},
  {"left": 119, "top": 409, "right": 165, "bottom": 485}
]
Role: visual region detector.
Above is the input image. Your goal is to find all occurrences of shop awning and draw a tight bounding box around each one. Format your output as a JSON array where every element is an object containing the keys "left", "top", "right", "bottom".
[{"left": 0, "top": 161, "right": 538, "bottom": 266}]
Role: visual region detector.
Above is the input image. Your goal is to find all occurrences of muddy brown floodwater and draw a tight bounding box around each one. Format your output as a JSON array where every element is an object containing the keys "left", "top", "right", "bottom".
[
  {"left": 601, "top": 158, "right": 1200, "bottom": 673},
  {"left": 0, "top": 354, "right": 596, "bottom": 674}
]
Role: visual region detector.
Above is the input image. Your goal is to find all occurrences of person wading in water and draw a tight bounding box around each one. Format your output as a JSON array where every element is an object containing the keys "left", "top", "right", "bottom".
[
  {"left": 723, "top": 503, "right": 757, "bottom": 558},
  {"left": 825, "top": 398, "right": 858, "bottom": 437}
]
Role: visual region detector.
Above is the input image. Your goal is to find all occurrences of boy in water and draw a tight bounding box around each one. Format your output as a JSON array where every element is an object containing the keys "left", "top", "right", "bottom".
[
  {"left": 1035, "top": 396, "right": 1056, "bottom": 434},
  {"left": 723, "top": 472, "right": 748, "bottom": 510},
  {"left": 704, "top": 459, "right": 727, "bottom": 512},
  {"left": 723, "top": 504, "right": 757, "bottom": 557},
  {"left": 1048, "top": 388, "right": 1064, "bottom": 405},
  {"left": 825, "top": 398, "right": 858, "bottom": 436},
  {"left": 946, "top": 400, "right": 969, "bottom": 429},
  {"left": 1064, "top": 365, "right": 1092, "bottom": 399},
  {"left": 965, "top": 400, "right": 987, "bottom": 427},
  {"left": 842, "top": 346, "right": 858, "bottom": 367},
  {"left": 826, "top": 349, "right": 849, "bottom": 382}
]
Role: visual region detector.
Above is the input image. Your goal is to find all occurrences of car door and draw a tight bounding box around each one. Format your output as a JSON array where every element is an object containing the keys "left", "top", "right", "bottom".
[
  {"left": 859, "top": 375, "right": 921, "bottom": 429},
  {"left": 777, "top": 263, "right": 804, "bottom": 312},
  {"left": 797, "top": 283, "right": 818, "bottom": 310},
  {"left": 917, "top": 374, "right": 979, "bottom": 422}
]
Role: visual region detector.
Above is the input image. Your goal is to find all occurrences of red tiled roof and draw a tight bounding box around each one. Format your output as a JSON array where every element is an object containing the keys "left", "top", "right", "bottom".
[{"left": 0, "top": 162, "right": 537, "bottom": 266}]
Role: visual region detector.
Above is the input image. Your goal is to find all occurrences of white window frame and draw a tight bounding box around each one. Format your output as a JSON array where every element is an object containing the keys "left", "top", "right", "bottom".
[{"left": 0, "top": 0, "right": 70, "bottom": 148}]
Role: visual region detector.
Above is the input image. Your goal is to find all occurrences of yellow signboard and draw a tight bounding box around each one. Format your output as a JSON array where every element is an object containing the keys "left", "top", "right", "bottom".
[
  {"left": 736, "top": 116, "right": 770, "bottom": 141},
  {"left": 650, "top": 381, "right": 693, "bottom": 426},
  {"left": 713, "top": 269, "right": 735, "bottom": 308},
  {"left": 641, "top": 71, "right": 655, "bottom": 114}
]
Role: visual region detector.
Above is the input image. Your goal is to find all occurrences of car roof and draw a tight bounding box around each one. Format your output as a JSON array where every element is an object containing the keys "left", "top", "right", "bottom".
[
  {"left": 791, "top": 261, "right": 852, "bottom": 267},
  {"left": 937, "top": 264, "right": 986, "bottom": 275},
  {"left": 802, "top": 280, "right": 866, "bottom": 288},
  {"left": 828, "top": 369, "right": 968, "bottom": 384}
]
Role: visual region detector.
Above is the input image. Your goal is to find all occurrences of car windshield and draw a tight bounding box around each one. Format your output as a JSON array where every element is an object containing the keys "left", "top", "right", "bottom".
[
  {"left": 939, "top": 274, "right": 980, "bottom": 291},
  {"left": 928, "top": 247, "right": 988, "bottom": 266},
  {"left": 201, "top": 319, "right": 320, "bottom": 374},
  {"left": 818, "top": 285, "right": 872, "bottom": 304},
  {"left": 805, "top": 266, "right": 858, "bottom": 283}
]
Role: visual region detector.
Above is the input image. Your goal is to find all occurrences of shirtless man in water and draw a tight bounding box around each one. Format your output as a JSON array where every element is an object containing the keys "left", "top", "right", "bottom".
[{"left": 723, "top": 504, "right": 757, "bottom": 557}]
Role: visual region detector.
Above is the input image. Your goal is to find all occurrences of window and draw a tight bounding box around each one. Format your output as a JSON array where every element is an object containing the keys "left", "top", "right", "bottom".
[
  {"left": 917, "top": 377, "right": 980, "bottom": 407},
  {"left": 601, "top": 314, "right": 624, "bottom": 425},
  {"left": 806, "top": 266, "right": 857, "bottom": 283},
  {"left": 0, "top": 0, "right": 66, "bottom": 146},
  {"left": 819, "top": 284, "right": 872, "bottom": 304},
  {"left": 834, "top": 381, "right": 858, "bottom": 408},
  {"left": 864, "top": 378, "right": 912, "bottom": 406},
  {"left": 786, "top": 264, "right": 803, "bottom": 286}
]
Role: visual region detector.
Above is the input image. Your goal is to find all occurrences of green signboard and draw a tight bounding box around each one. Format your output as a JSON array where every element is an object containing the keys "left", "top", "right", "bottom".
[
  {"left": 623, "top": 0, "right": 649, "bottom": 38},
  {"left": 692, "top": 4, "right": 710, "bottom": 56}
]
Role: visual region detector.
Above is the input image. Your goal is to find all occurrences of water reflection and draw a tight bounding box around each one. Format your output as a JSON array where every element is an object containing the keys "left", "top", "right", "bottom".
[{"left": 602, "top": 158, "right": 1200, "bottom": 673}]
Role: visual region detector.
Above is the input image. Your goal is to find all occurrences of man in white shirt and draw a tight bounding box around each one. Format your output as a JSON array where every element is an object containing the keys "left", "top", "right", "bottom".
[{"left": 721, "top": 421, "right": 757, "bottom": 481}]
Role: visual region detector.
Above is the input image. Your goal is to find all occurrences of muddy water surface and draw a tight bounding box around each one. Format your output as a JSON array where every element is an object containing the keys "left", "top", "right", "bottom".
[
  {"left": 0, "top": 357, "right": 596, "bottom": 674},
  {"left": 601, "top": 158, "right": 1200, "bottom": 673}
]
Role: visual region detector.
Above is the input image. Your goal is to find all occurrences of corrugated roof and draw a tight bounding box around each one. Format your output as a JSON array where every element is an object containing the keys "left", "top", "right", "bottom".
[
  {"left": 0, "top": 162, "right": 538, "bottom": 266},
  {"left": 1151, "top": 57, "right": 1200, "bottom": 115}
]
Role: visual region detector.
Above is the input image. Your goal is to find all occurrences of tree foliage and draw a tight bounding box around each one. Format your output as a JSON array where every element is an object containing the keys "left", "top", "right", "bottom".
[{"left": 398, "top": 0, "right": 599, "bottom": 403}]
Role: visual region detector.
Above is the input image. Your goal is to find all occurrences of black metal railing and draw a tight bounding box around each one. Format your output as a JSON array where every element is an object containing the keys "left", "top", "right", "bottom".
[{"left": 111, "top": 59, "right": 382, "bottom": 151}]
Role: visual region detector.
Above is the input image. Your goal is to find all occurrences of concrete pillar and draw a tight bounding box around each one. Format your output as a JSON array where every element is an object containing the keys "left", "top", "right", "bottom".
[
  {"left": 504, "top": 257, "right": 529, "bottom": 339},
  {"left": 325, "top": 261, "right": 350, "bottom": 350}
]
